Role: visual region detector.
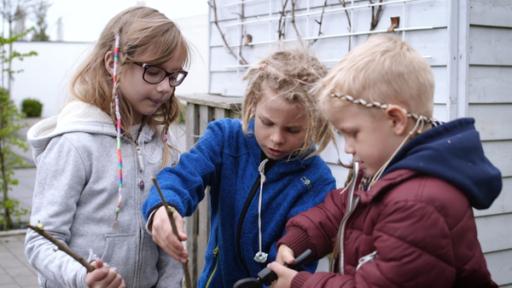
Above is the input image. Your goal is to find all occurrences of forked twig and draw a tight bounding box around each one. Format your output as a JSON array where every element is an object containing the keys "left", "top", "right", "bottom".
[
  {"left": 151, "top": 177, "right": 192, "bottom": 288},
  {"left": 209, "top": 0, "right": 248, "bottom": 65},
  {"left": 27, "top": 224, "right": 95, "bottom": 272}
]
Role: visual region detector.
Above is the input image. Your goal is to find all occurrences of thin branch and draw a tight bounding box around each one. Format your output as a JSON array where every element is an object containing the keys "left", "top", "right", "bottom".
[
  {"left": 339, "top": 0, "right": 352, "bottom": 51},
  {"left": 208, "top": 0, "right": 248, "bottom": 65},
  {"left": 238, "top": 0, "right": 246, "bottom": 60},
  {"left": 27, "top": 224, "right": 95, "bottom": 272},
  {"left": 369, "top": 0, "right": 384, "bottom": 31},
  {"left": 151, "top": 177, "right": 192, "bottom": 288},
  {"left": 310, "top": 0, "right": 328, "bottom": 46},
  {"left": 290, "top": 0, "right": 302, "bottom": 42},
  {"left": 277, "top": 0, "right": 289, "bottom": 40}
]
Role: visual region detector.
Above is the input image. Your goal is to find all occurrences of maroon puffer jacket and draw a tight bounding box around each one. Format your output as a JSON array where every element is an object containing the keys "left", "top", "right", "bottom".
[{"left": 278, "top": 169, "right": 497, "bottom": 288}]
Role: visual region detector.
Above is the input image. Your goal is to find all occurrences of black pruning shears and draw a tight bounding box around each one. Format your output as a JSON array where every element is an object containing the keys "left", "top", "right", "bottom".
[{"left": 233, "top": 249, "right": 312, "bottom": 288}]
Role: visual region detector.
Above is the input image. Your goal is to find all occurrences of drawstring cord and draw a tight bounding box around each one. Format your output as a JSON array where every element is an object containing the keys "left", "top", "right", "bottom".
[{"left": 254, "top": 158, "right": 270, "bottom": 263}]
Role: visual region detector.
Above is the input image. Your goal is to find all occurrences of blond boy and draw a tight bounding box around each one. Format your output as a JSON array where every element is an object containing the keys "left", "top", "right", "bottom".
[{"left": 268, "top": 34, "right": 501, "bottom": 288}]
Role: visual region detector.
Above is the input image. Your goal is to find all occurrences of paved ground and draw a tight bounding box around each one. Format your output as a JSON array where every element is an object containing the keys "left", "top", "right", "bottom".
[{"left": 0, "top": 232, "right": 38, "bottom": 288}]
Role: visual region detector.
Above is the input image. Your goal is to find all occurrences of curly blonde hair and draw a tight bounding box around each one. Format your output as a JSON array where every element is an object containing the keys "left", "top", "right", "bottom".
[
  {"left": 242, "top": 49, "right": 332, "bottom": 158},
  {"left": 69, "top": 6, "right": 189, "bottom": 166}
]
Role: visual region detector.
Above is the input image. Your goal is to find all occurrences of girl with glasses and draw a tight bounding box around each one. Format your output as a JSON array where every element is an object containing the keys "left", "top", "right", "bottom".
[
  {"left": 25, "top": 6, "right": 188, "bottom": 288},
  {"left": 143, "top": 49, "right": 337, "bottom": 287}
]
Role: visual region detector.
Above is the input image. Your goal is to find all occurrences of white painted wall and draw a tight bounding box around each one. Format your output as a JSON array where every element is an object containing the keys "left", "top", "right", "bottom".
[{"left": 9, "top": 14, "right": 209, "bottom": 118}]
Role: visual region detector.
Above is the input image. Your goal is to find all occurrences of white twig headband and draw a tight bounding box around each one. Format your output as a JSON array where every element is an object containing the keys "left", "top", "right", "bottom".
[
  {"left": 330, "top": 92, "right": 440, "bottom": 189},
  {"left": 330, "top": 92, "right": 439, "bottom": 127}
]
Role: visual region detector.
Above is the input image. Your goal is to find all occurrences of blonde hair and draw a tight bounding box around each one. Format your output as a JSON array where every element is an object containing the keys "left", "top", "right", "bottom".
[
  {"left": 318, "top": 34, "right": 434, "bottom": 118},
  {"left": 69, "top": 6, "right": 189, "bottom": 166},
  {"left": 242, "top": 49, "right": 331, "bottom": 158}
]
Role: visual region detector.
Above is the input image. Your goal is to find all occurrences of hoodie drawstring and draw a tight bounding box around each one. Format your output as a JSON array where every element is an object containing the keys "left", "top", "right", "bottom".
[{"left": 253, "top": 158, "right": 270, "bottom": 263}]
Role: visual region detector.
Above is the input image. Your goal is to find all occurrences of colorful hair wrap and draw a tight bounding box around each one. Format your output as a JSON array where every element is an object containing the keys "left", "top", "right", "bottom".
[{"left": 112, "top": 32, "right": 123, "bottom": 223}]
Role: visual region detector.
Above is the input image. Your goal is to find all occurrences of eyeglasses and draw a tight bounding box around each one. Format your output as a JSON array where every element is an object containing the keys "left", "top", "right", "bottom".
[{"left": 133, "top": 62, "right": 188, "bottom": 87}]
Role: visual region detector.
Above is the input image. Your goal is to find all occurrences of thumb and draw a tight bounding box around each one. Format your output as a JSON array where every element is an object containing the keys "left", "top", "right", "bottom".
[
  {"left": 91, "top": 259, "right": 104, "bottom": 269},
  {"left": 174, "top": 212, "right": 188, "bottom": 241},
  {"left": 268, "top": 262, "right": 287, "bottom": 275}
]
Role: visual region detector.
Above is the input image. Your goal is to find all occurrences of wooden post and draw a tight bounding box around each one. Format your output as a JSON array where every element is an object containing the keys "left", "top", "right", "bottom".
[{"left": 177, "top": 94, "right": 243, "bottom": 287}]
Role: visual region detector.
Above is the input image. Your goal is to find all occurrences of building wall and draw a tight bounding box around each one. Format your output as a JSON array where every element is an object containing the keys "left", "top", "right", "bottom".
[
  {"left": 466, "top": 0, "right": 512, "bottom": 286},
  {"left": 209, "top": 0, "right": 511, "bottom": 285}
]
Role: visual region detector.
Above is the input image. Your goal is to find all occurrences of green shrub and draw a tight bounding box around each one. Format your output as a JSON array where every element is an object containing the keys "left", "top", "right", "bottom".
[{"left": 21, "top": 98, "right": 43, "bottom": 117}]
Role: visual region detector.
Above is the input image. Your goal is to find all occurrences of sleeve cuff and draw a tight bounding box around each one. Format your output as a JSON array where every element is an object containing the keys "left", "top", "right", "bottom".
[
  {"left": 145, "top": 205, "right": 162, "bottom": 235},
  {"left": 277, "top": 227, "right": 311, "bottom": 257},
  {"left": 291, "top": 271, "right": 312, "bottom": 288}
]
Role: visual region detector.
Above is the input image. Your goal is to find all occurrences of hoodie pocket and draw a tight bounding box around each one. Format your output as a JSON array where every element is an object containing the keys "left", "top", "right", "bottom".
[
  {"left": 100, "top": 233, "right": 136, "bottom": 271},
  {"left": 205, "top": 246, "right": 220, "bottom": 288}
]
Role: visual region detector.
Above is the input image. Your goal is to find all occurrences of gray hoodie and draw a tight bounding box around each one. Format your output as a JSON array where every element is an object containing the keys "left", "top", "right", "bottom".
[{"left": 24, "top": 100, "right": 182, "bottom": 287}]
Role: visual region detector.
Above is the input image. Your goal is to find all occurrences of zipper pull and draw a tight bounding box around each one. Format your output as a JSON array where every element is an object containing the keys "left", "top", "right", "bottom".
[{"left": 356, "top": 250, "right": 377, "bottom": 270}]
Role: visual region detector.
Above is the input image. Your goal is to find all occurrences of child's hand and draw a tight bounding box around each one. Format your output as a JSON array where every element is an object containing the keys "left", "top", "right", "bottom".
[
  {"left": 85, "top": 260, "right": 125, "bottom": 288},
  {"left": 276, "top": 245, "right": 295, "bottom": 265},
  {"left": 267, "top": 262, "right": 297, "bottom": 288},
  {"left": 151, "top": 206, "right": 188, "bottom": 263}
]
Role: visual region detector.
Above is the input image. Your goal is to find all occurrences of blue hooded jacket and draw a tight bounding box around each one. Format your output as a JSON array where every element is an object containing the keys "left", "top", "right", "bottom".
[
  {"left": 143, "top": 118, "right": 336, "bottom": 287},
  {"left": 385, "top": 118, "right": 501, "bottom": 209}
]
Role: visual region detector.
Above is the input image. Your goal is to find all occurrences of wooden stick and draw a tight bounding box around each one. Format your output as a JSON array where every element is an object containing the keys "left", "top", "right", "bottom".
[
  {"left": 27, "top": 224, "right": 95, "bottom": 272},
  {"left": 151, "top": 177, "right": 192, "bottom": 288}
]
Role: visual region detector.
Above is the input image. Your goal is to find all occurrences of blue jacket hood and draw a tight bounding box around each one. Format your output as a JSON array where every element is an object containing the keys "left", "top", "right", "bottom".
[{"left": 385, "top": 118, "right": 501, "bottom": 209}]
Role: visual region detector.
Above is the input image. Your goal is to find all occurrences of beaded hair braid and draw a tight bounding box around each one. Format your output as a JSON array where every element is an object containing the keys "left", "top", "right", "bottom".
[{"left": 112, "top": 32, "right": 123, "bottom": 223}]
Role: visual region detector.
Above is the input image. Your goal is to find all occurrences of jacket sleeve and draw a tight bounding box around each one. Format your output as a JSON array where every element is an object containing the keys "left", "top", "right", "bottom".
[
  {"left": 24, "top": 136, "right": 88, "bottom": 288},
  {"left": 289, "top": 201, "right": 458, "bottom": 288},
  {"left": 142, "top": 120, "right": 226, "bottom": 218},
  {"left": 278, "top": 187, "right": 346, "bottom": 261}
]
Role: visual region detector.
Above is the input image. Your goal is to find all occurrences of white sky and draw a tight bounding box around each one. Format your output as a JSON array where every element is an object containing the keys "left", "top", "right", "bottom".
[{"left": 46, "top": 0, "right": 208, "bottom": 42}]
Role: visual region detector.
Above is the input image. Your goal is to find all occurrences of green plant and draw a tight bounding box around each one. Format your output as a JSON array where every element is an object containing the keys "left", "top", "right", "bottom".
[
  {"left": 21, "top": 98, "right": 42, "bottom": 117},
  {"left": 0, "top": 88, "right": 28, "bottom": 230}
]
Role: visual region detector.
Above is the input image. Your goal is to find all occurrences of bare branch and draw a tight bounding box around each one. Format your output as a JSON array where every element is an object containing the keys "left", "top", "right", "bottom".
[
  {"left": 277, "top": 0, "right": 289, "bottom": 40},
  {"left": 290, "top": 0, "right": 302, "bottom": 42},
  {"left": 238, "top": 0, "right": 246, "bottom": 61},
  {"left": 339, "top": 0, "right": 352, "bottom": 50},
  {"left": 310, "top": 0, "right": 328, "bottom": 46},
  {"left": 369, "top": 0, "right": 384, "bottom": 31},
  {"left": 28, "top": 224, "right": 95, "bottom": 272},
  {"left": 209, "top": 0, "right": 248, "bottom": 65},
  {"left": 152, "top": 177, "right": 192, "bottom": 288}
]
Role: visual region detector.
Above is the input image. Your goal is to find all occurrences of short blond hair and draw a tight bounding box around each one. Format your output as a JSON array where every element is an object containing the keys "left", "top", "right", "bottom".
[
  {"left": 318, "top": 34, "right": 434, "bottom": 118},
  {"left": 242, "top": 49, "right": 332, "bottom": 157}
]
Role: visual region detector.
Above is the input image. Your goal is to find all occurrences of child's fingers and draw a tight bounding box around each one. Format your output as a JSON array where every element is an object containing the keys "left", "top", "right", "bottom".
[
  {"left": 104, "top": 269, "right": 124, "bottom": 288},
  {"left": 152, "top": 207, "right": 188, "bottom": 262},
  {"left": 85, "top": 265, "right": 110, "bottom": 286},
  {"left": 267, "top": 262, "right": 297, "bottom": 288},
  {"left": 276, "top": 245, "right": 295, "bottom": 265}
]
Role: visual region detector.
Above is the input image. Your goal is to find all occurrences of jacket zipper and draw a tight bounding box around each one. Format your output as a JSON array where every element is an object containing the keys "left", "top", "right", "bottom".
[
  {"left": 235, "top": 157, "right": 274, "bottom": 274},
  {"left": 335, "top": 163, "right": 361, "bottom": 274},
  {"left": 337, "top": 196, "right": 359, "bottom": 274},
  {"left": 205, "top": 246, "right": 220, "bottom": 288}
]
